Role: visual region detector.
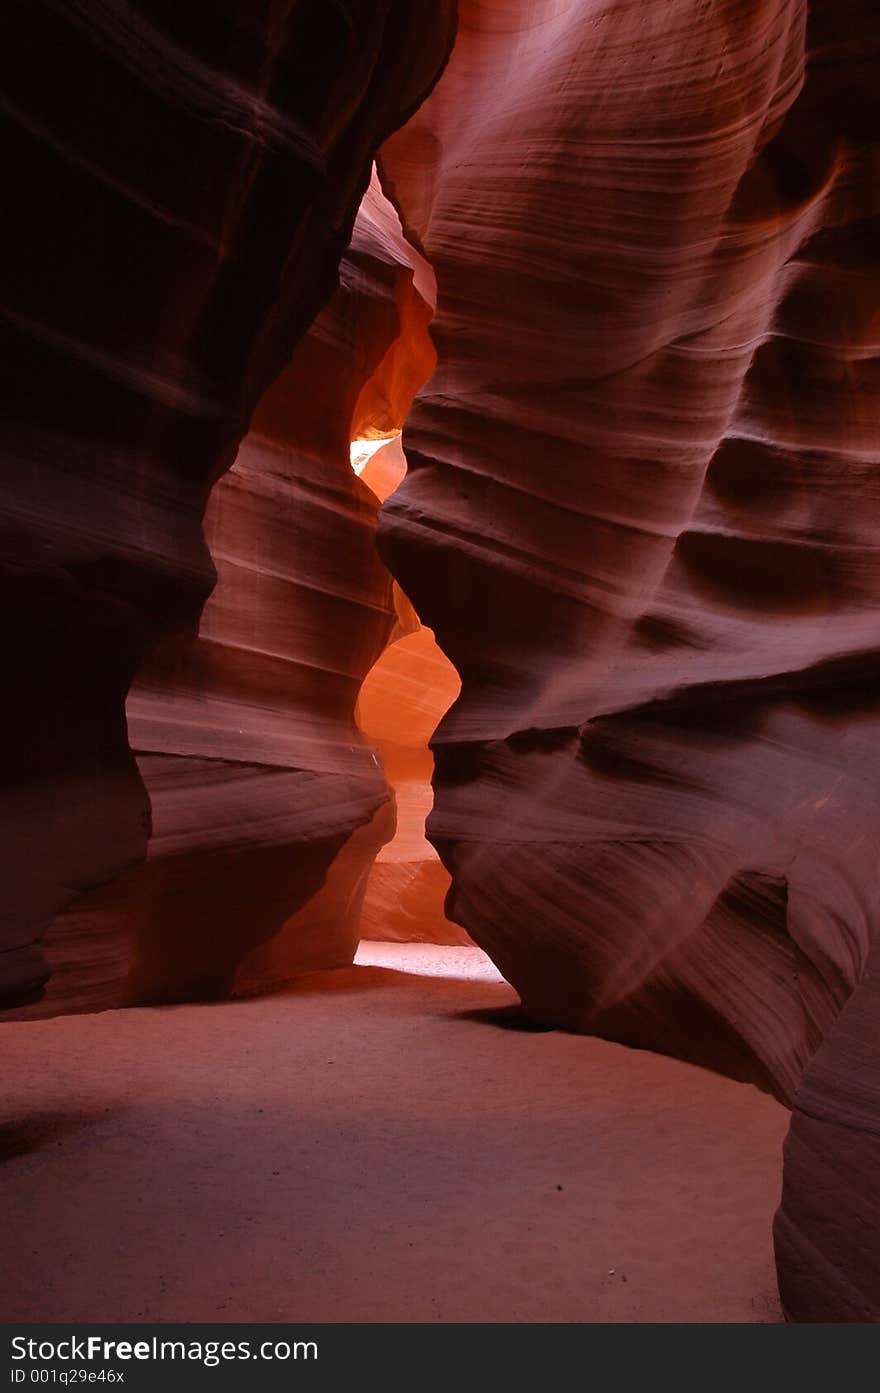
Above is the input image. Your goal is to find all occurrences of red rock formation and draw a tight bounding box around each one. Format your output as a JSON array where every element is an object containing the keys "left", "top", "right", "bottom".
[
  {"left": 379, "top": 0, "right": 880, "bottom": 1320},
  {"left": 4, "top": 0, "right": 878, "bottom": 1327},
  {"left": 356, "top": 438, "right": 467, "bottom": 946},
  {"left": 0, "top": 1, "right": 456, "bottom": 1008},
  {"left": 9, "top": 169, "right": 443, "bottom": 1017},
  {"left": 775, "top": 943, "right": 880, "bottom": 1321}
]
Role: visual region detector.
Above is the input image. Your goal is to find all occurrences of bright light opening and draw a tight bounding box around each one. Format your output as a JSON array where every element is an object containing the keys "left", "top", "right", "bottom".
[
  {"left": 354, "top": 940, "right": 504, "bottom": 983},
  {"left": 350, "top": 433, "right": 400, "bottom": 476}
]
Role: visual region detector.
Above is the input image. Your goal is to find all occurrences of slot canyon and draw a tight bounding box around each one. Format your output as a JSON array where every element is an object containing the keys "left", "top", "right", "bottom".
[{"left": 2, "top": 0, "right": 879, "bottom": 1326}]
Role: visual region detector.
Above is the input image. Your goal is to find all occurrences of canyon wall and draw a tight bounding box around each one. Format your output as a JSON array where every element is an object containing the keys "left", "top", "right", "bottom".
[
  {"left": 379, "top": 0, "right": 880, "bottom": 1320},
  {"left": 3, "top": 0, "right": 879, "bottom": 1324},
  {"left": 0, "top": 0, "right": 456, "bottom": 1009},
  {"left": 7, "top": 170, "right": 442, "bottom": 1018}
]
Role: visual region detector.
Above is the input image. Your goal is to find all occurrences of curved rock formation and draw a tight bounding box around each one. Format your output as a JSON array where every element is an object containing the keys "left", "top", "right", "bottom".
[
  {"left": 357, "top": 438, "right": 467, "bottom": 946},
  {"left": 0, "top": 0, "right": 456, "bottom": 1008},
  {"left": 4, "top": 0, "right": 878, "bottom": 1327},
  {"left": 379, "top": 0, "right": 880, "bottom": 1320},
  {"left": 9, "top": 169, "right": 442, "bottom": 1017},
  {"left": 775, "top": 939, "right": 880, "bottom": 1322}
]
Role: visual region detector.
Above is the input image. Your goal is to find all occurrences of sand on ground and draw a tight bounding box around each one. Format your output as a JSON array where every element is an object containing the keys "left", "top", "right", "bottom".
[{"left": 0, "top": 943, "right": 787, "bottom": 1322}]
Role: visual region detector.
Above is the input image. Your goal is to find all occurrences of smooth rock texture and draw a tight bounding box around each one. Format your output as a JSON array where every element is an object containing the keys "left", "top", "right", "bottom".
[
  {"left": 379, "top": 0, "right": 880, "bottom": 1321},
  {"left": 0, "top": 0, "right": 456, "bottom": 1008},
  {"left": 357, "top": 438, "right": 468, "bottom": 946},
  {"left": 2, "top": 0, "right": 879, "bottom": 1329},
  {"left": 775, "top": 934, "right": 880, "bottom": 1321},
  {"left": 11, "top": 170, "right": 442, "bottom": 1018}
]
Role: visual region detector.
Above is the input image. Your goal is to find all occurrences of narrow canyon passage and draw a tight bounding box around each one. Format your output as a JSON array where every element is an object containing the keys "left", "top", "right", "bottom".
[
  {"left": 6, "top": 168, "right": 449, "bottom": 1018},
  {"left": 354, "top": 435, "right": 466, "bottom": 946},
  {"left": 3, "top": 0, "right": 880, "bottom": 1330},
  {"left": 3, "top": 945, "right": 786, "bottom": 1324}
]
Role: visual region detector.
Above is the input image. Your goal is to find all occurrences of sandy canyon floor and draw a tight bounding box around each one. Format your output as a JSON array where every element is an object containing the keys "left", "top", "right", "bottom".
[{"left": 1, "top": 944, "right": 787, "bottom": 1323}]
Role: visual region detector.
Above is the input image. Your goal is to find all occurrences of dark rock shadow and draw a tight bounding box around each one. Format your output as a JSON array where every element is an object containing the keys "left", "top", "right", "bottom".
[
  {"left": 452, "top": 1004, "right": 556, "bottom": 1032},
  {"left": 0, "top": 1110, "right": 113, "bottom": 1163}
]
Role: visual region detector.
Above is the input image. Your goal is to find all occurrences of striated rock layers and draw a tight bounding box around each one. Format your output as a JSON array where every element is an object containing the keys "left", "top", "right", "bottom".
[
  {"left": 379, "top": 0, "right": 880, "bottom": 1320},
  {"left": 356, "top": 438, "right": 467, "bottom": 946},
  {"left": 0, "top": 1, "right": 456, "bottom": 1009},
  {"left": 9, "top": 169, "right": 441, "bottom": 1018},
  {"left": 4, "top": 0, "right": 878, "bottom": 1325}
]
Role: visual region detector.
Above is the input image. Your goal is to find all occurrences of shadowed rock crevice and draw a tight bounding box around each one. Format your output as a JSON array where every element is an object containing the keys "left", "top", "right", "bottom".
[
  {"left": 2, "top": 0, "right": 879, "bottom": 1328},
  {"left": 0, "top": 1, "right": 458, "bottom": 1012},
  {"left": 9, "top": 164, "right": 457, "bottom": 1018}
]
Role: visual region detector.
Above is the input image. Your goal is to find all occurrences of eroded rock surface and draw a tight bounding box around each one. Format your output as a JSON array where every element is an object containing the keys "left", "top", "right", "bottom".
[
  {"left": 379, "top": 0, "right": 880, "bottom": 1320},
  {"left": 3, "top": 0, "right": 879, "bottom": 1326},
  {"left": 11, "top": 170, "right": 440, "bottom": 1015},
  {"left": 1, "top": 1, "right": 456, "bottom": 1008},
  {"left": 357, "top": 438, "right": 467, "bottom": 946}
]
